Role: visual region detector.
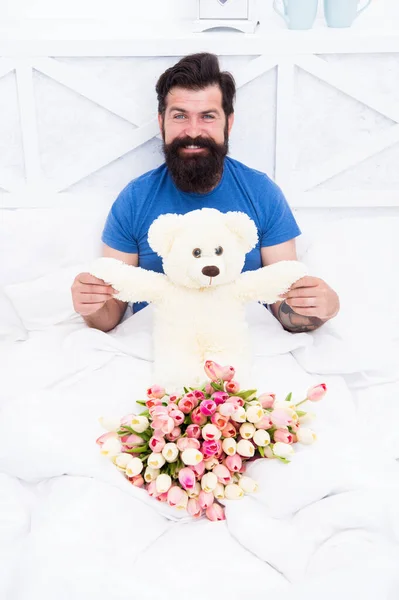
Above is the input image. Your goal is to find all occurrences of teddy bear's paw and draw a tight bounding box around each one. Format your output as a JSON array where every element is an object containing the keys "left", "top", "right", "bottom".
[
  {"left": 89, "top": 257, "right": 124, "bottom": 285},
  {"left": 257, "top": 260, "right": 308, "bottom": 304}
]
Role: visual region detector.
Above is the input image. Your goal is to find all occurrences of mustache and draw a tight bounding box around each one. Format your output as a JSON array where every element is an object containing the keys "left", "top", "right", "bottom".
[{"left": 166, "top": 136, "right": 222, "bottom": 153}]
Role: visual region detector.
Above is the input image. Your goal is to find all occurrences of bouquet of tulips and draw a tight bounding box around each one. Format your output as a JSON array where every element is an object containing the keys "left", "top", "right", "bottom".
[{"left": 96, "top": 361, "right": 326, "bottom": 521}]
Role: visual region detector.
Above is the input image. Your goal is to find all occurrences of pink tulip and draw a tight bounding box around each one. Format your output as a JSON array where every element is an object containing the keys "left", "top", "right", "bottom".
[
  {"left": 225, "top": 380, "right": 240, "bottom": 394},
  {"left": 202, "top": 439, "right": 221, "bottom": 459},
  {"left": 211, "top": 391, "right": 229, "bottom": 405},
  {"left": 221, "top": 423, "right": 237, "bottom": 438},
  {"left": 224, "top": 454, "right": 242, "bottom": 472},
  {"left": 186, "top": 424, "right": 201, "bottom": 439},
  {"left": 192, "top": 460, "right": 206, "bottom": 479},
  {"left": 149, "top": 435, "right": 166, "bottom": 453},
  {"left": 205, "top": 383, "right": 214, "bottom": 395},
  {"left": 177, "top": 437, "right": 200, "bottom": 451},
  {"left": 167, "top": 486, "right": 185, "bottom": 507},
  {"left": 147, "top": 481, "right": 160, "bottom": 498},
  {"left": 193, "top": 390, "right": 205, "bottom": 401},
  {"left": 307, "top": 383, "right": 327, "bottom": 402},
  {"left": 178, "top": 467, "right": 196, "bottom": 490},
  {"left": 200, "top": 399, "right": 217, "bottom": 416},
  {"left": 258, "top": 393, "right": 276, "bottom": 409},
  {"left": 270, "top": 408, "right": 293, "bottom": 428},
  {"left": 187, "top": 498, "right": 202, "bottom": 518},
  {"left": 168, "top": 408, "right": 185, "bottom": 425},
  {"left": 130, "top": 475, "right": 144, "bottom": 488},
  {"left": 199, "top": 490, "right": 214, "bottom": 509},
  {"left": 169, "top": 395, "right": 179, "bottom": 404},
  {"left": 218, "top": 403, "right": 237, "bottom": 417},
  {"left": 147, "top": 385, "right": 166, "bottom": 399},
  {"left": 191, "top": 407, "right": 208, "bottom": 426},
  {"left": 204, "top": 360, "right": 225, "bottom": 381},
  {"left": 255, "top": 415, "right": 273, "bottom": 430},
  {"left": 152, "top": 415, "right": 175, "bottom": 435},
  {"left": 156, "top": 492, "right": 168, "bottom": 503},
  {"left": 124, "top": 433, "right": 145, "bottom": 448},
  {"left": 96, "top": 432, "right": 118, "bottom": 446},
  {"left": 226, "top": 396, "right": 244, "bottom": 407},
  {"left": 211, "top": 412, "right": 229, "bottom": 430},
  {"left": 178, "top": 397, "right": 197, "bottom": 414},
  {"left": 220, "top": 366, "right": 235, "bottom": 382},
  {"left": 273, "top": 429, "right": 294, "bottom": 444},
  {"left": 150, "top": 405, "right": 168, "bottom": 417},
  {"left": 213, "top": 464, "right": 232, "bottom": 485},
  {"left": 165, "top": 427, "right": 181, "bottom": 442},
  {"left": 145, "top": 398, "right": 163, "bottom": 409},
  {"left": 120, "top": 413, "right": 135, "bottom": 426},
  {"left": 206, "top": 504, "right": 225, "bottom": 521}
]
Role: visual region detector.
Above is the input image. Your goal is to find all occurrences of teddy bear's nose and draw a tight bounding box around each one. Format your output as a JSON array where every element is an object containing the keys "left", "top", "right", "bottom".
[{"left": 202, "top": 265, "right": 220, "bottom": 278}]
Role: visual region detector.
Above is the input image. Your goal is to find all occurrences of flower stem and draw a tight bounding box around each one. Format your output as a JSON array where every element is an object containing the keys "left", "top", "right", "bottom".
[{"left": 294, "top": 398, "right": 308, "bottom": 408}]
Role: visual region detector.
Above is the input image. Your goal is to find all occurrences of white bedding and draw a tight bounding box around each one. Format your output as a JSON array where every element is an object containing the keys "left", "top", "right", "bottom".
[{"left": 1, "top": 303, "right": 399, "bottom": 600}]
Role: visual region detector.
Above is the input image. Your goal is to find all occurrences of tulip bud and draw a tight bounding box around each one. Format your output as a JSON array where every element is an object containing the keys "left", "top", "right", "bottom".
[
  {"left": 213, "top": 482, "right": 225, "bottom": 500},
  {"left": 231, "top": 406, "right": 246, "bottom": 423},
  {"left": 239, "top": 422, "right": 256, "bottom": 439},
  {"left": 236, "top": 439, "right": 255, "bottom": 458},
  {"left": 270, "top": 407, "right": 294, "bottom": 428},
  {"left": 100, "top": 437, "right": 122, "bottom": 458},
  {"left": 186, "top": 424, "right": 201, "bottom": 439},
  {"left": 155, "top": 473, "right": 172, "bottom": 494},
  {"left": 202, "top": 423, "right": 222, "bottom": 441},
  {"left": 296, "top": 427, "right": 317, "bottom": 445},
  {"left": 187, "top": 482, "right": 201, "bottom": 499},
  {"left": 204, "top": 457, "right": 219, "bottom": 470},
  {"left": 253, "top": 429, "right": 271, "bottom": 447},
  {"left": 200, "top": 399, "right": 217, "bottom": 416},
  {"left": 144, "top": 466, "right": 160, "bottom": 483},
  {"left": 113, "top": 453, "right": 133, "bottom": 471},
  {"left": 273, "top": 442, "right": 295, "bottom": 459},
  {"left": 147, "top": 452, "right": 166, "bottom": 469},
  {"left": 206, "top": 503, "right": 226, "bottom": 521},
  {"left": 238, "top": 476, "right": 258, "bottom": 494},
  {"left": 225, "top": 380, "right": 240, "bottom": 394},
  {"left": 98, "top": 416, "right": 121, "bottom": 432},
  {"left": 273, "top": 429, "right": 293, "bottom": 444},
  {"left": 187, "top": 498, "right": 202, "bottom": 518},
  {"left": 257, "top": 393, "right": 275, "bottom": 409},
  {"left": 211, "top": 391, "right": 229, "bottom": 405},
  {"left": 149, "top": 435, "right": 166, "bottom": 453},
  {"left": 181, "top": 448, "right": 204, "bottom": 466},
  {"left": 224, "top": 483, "right": 244, "bottom": 500},
  {"left": 201, "top": 472, "right": 218, "bottom": 493},
  {"left": 147, "top": 385, "right": 166, "bottom": 399},
  {"left": 162, "top": 442, "right": 179, "bottom": 463},
  {"left": 224, "top": 453, "right": 242, "bottom": 472},
  {"left": 198, "top": 490, "right": 214, "bottom": 509},
  {"left": 178, "top": 467, "right": 196, "bottom": 490},
  {"left": 212, "top": 464, "right": 232, "bottom": 485},
  {"left": 307, "top": 383, "right": 327, "bottom": 402},
  {"left": 130, "top": 415, "right": 150, "bottom": 433},
  {"left": 245, "top": 405, "right": 264, "bottom": 424},
  {"left": 222, "top": 438, "right": 237, "bottom": 456},
  {"left": 125, "top": 457, "right": 144, "bottom": 478}
]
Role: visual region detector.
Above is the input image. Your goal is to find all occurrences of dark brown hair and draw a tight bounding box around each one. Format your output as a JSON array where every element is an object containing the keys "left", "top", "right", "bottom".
[{"left": 155, "top": 53, "right": 236, "bottom": 118}]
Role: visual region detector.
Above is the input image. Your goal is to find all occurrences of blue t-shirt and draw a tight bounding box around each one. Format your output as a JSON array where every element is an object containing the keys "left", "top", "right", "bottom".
[{"left": 102, "top": 157, "right": 301, "bottom": 312}]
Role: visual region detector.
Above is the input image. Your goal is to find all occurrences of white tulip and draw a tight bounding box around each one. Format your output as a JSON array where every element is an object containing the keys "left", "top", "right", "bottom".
[
  {"left": 222, "top": 438, "right": 237, "bottom": 456},
  {"left": 298, "top": 412, "right": 316, "bottom": 425},
  {"left": 130, "top": 415, "right": 149, "bottom": 433},
  {"left": 147, "top": 452, "right": 166, "bottom": 469},
  {"left": 155, "top": 473, "right": 172, "bottom": 494},
  {"left": 204, "top": 457, "right": 219, "bottom": 470},
  {"left": 231, "top": 406, "right": 246, "bottom": 423},
  {"left": 98, "top": 416, "right": 121, "bottom": 432},
  {"left": 213, "top": 482, "right": 225, "bottom": 500},
  {"left": 264, "top": 445, "right": 274, "bottom": 459},
  {"left": 253, "top": 429, "right": 271, "bottom": 447},
  {"left": 201, "top": 472, "right": 218, "bottom": 493},
  {"left": 297, "top": 427, "right": 317, "bottom": 445},
  {"left": 245, "top": 405, "right": 264, "bottom": 424},
  {"left": 162, "top": 443, "right": 179, "bottom": 463},
  {"left": 202, "top": 424, "right": 221, "bottom": 441},
  {"left": 236, "top": 439, "right": 255, "bottom": 458},
  {"left": 113, "top": 453, "right": 133, "bottom": 471},
  {"left": 144, "top": 466, "right": 160, "bottom": 482},
  {"left": 176, "top": 490, "right": 189, "bottom": 510},
  {"left": 273, "top": 442, "right": 295, "bottom": 459},
  {"left": 247, "top": 400, "right": 261, "bottom": 407},
  {"left": 187, "top": 482, "right": 201, "bottom": 499},
  {"left": 181, "top": 448, "right": 203, "bottom": 466},
  {"left": 224, "top": 483, "right": 244, "bottom": 500},
  {"left": 273, "top": 401, "right": 296, "bottom": 411},
  {"left": 239, "top": 423, "right": 256, "bottom": 439},
  {"left": 238, "top": 476, "right": 258, "bottom": 494},
  {"left": 100, "top": 437, "right": 122, "bottom": 458},
  {"left": 125, "top": 457, "right": 144, "bottom": 477}
]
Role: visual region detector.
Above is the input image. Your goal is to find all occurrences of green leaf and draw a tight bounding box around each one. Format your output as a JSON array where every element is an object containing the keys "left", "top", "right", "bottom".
[
  {"left": 183, "top": 387, "right": 189, "bottom": 394},
  {"left": 296, "top": 410, "right": 307, "bottom": 417},
  {"left": 284, "top": 392, "right": 292, "bottom": 403},
  {"left": 210, "top": 381, "right": 223, "bottom": 391},
  {"left": 136, "top": 400, "right": 147, "bottom": 406},
  {"left": 258, "top": 446, "right": 265, "bottom": 458},
  {"left": 236, "top": 389, "right": 258, "bottom": 400},
  {"left": 126, "top": 445, "right": 148, "bottom": 454},
  {"left": 276, "top": 456, "right": 290, "bottom": 464}
]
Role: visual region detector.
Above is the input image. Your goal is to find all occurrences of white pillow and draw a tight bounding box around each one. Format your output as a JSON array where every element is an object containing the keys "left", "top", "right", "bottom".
[
  {"left": 4, "top": 264, "right": 88, "bottom": 331},
  {"left": 0, "top": 288, "right": 28, "bottom": 341}
]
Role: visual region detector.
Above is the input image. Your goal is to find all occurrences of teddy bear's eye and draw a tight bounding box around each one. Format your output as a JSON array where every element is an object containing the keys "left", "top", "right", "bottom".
[
  {"left": 215, "top": 246, "right": 224, "bottom": 256},
  {"left": 192, "top": 248, "right": 202, "bottom": 258}
]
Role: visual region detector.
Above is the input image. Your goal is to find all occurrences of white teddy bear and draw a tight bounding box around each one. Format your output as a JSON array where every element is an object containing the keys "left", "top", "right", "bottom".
[{"left": 90, "top": 208, "right": 307, "bottom": 389}]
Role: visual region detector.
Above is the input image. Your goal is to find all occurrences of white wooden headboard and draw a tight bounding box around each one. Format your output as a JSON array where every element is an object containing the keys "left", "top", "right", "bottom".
[{"left": 1, "top": 22, "right": 399, "bottom": 226}]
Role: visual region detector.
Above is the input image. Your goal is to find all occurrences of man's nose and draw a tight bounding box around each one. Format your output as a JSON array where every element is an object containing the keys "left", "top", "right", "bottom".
[{"left": 184, "top": 118, "right": 202, "bottom": 139}]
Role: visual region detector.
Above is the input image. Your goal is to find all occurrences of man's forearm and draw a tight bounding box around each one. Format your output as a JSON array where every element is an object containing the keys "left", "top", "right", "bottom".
[
  {"left": 84, "top": 298, "right": 126, "bottom": 332},
  {"left": 274, "top": 300, "right": 325, "bottom": 333}
]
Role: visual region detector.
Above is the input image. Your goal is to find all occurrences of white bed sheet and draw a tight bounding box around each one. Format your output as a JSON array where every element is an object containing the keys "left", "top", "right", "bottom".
[{"left": 1, "top": 308, "right": 399, "bottom": 600}]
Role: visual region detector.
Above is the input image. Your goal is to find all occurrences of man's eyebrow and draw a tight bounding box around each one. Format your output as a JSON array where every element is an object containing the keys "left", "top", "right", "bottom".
[{"left": 168, "top": 107, "right": 220, "bottom": 115}]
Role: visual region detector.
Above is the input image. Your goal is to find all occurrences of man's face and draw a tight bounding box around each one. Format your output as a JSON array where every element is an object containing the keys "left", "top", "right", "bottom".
[{"left": 159, "top": 85, "right": 234, "bottom": 193}]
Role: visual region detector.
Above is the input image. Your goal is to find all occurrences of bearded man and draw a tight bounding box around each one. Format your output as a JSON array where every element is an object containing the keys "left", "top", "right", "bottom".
[{"left": 71, "top": 53, "right": 339, "bottom": 332}]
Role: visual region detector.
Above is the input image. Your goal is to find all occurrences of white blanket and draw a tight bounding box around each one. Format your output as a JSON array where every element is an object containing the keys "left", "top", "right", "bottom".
[{"left": 1, "top": 304, "right": 399, "bottom": 600}]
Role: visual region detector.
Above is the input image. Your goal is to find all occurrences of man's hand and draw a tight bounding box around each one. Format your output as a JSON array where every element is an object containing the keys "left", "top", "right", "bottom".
[
  {"left": 71, "top": 273, "right": 118, "bottom": 317},
  {"left": 279, "top": 276, "right": 340, "bottom": 321}
]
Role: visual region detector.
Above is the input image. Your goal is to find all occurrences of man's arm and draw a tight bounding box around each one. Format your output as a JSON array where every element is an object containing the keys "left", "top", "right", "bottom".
[
  {"left": 72, "top": 245, "right": 138, "bottom": 333},
  {"left": 261, "top": 240, "right": 340, "bottom": 333}
]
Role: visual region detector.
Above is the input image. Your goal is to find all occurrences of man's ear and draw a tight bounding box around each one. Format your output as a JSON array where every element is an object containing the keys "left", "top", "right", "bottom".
[
  {"left": 158, "top": 113, "right": 164, "bottom": 138},
  {"left": 224, "top": 211, "right": 258, "bottom": 254},
  {"left": 227, "top": 112, "right": 234, "bottom": 136},
  {"left": 148, "top": 213, "right": 183, "bottom": 257}
]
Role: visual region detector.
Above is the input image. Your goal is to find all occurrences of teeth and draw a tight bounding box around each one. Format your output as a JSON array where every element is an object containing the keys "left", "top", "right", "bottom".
[{"left": 186, "top": 145, "right": 200, "bottom": 149}]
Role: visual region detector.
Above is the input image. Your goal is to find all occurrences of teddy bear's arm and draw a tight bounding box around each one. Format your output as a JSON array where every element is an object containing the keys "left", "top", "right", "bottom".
[
  {"left": 235, "top": 260, "right": 308, "bottom": 304},
  {"left": 89, "top": 257, "right": 168, "bottom": 304}
]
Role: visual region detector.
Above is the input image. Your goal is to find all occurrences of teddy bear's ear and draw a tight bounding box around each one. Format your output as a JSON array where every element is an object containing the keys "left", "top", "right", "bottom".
[
  {"left": 148, "top": 213, "right": 183, "bottom": 257},
  {"left": 224, "top": 211, "right": 258, "bottom": 254}
]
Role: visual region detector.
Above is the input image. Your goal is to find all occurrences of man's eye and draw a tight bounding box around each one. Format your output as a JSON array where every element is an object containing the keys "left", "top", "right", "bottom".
[
  {"left": 174, "top": 114, "right": 186, "bottom": 120},
  {"left": 203, "top": 114, "right": 215, "bottom": 120},
  {"left": 215, "top": 246, "right": 223, "bottom": 256},
  {"left": 192, "top": 248, "right": 202, "bottom": 258}
]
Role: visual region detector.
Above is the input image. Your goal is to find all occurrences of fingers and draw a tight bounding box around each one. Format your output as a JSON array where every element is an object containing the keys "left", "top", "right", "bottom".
[
  {"left": 77, "top": 302, "right": 107, "bottom": 317},
  {"left": 285, "top": 297, "right": 317, "bottom": 309},
  {"left": 80, "top": 293, "right": 115, "bottom": 304}
]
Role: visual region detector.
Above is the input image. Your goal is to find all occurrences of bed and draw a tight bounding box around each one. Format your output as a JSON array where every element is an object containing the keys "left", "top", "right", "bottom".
[{"left": 1, "top": 203, "right": 399, "bottom": 600}]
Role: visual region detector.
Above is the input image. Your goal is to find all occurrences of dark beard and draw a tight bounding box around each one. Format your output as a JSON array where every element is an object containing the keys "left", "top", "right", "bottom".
[{"left": 162, "top": 130, "right": 229, "bottom": 194}]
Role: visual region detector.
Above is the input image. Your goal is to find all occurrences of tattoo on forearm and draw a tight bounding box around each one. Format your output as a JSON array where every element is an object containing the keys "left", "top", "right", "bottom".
[{"left": 277, "top": 301, "right": 324, "bottom": 333}]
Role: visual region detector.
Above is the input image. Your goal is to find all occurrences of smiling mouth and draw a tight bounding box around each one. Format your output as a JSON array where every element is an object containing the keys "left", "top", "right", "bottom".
[{"left": 180, "top": 145, "right": 208, "bottom": 153}]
